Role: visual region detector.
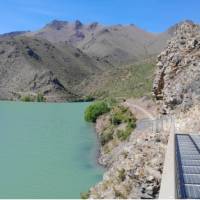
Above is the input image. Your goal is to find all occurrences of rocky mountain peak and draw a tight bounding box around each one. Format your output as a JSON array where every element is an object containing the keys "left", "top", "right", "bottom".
[
  {"left": 74, "top": 20, "right": 83, "bottom": 29},
  {"left": 175, "top": 20, "right": 198, "bottom": 35},
  {"left": 166, "top": 20, "right": 195, "bottom": 36},
  {"left": 46, "top": 20, "right": 68, "bottom": 30},
  {"left": 153, "top": 20, "right": 200, "bottom": 113},
  {"left": 88, "top": 22, "right": 98, "bottom": 30}
]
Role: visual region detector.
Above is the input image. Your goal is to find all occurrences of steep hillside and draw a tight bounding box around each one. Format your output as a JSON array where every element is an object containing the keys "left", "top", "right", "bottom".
[
  {"left": 153, "top": 21, "right": 200, "bottom": 113},
  {"left": 81, "top": 60, "right": 156, "bottom": 99},
  {"left": 0, "top": 35, "right": 103, "bottom": 101}
]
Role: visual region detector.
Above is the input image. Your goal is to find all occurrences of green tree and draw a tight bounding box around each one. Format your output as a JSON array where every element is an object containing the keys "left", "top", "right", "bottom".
[
  {"left": 84, "top": 101, "right": 110, "bottom": 122},
  {"left": 80, "top": 191, "right": 90, "bottom": 199},
  {"left": 36, "top": 93, "right": 45, "bottom": 102},
  {"left": 20, "top": 95, "right": 32, "bottom": 102}
]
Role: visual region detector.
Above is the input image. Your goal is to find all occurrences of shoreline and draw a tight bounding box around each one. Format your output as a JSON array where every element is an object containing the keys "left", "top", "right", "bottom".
[{"left": 92, "top": 122, "right": 107, "bottom": 170}]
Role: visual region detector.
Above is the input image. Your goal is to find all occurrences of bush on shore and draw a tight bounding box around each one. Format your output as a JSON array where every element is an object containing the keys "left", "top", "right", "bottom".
[
  {"left": 84, "top": 101, "right": 110, "bottom": 122},
  {"left": 118, "top": 168, "right": 126, "bottom": 182},
  {"left": 36, "top": 93, "right": 46, "bottom": 102},
  {"left": 20, "top": 93, "right": 46, "bottom": 102},
  {"left": 111, "top": 105, "right": 136, "bottom": 125},
  {"left": 84, "top": 95, "right": 95, "bottom": 102},
  {"left": 20, "top": 95, "right": 33, "bottom": 102},
  {"left": 100, "top": 126, "right": 114, "bottom": 145},
  {"left": 85, "top": 99, "right": 137, "bottom": 145},
  {"left": 116, "top": 127, "right": 132, "bottom": 141},
  {"left": 100, "top": 105, "right": 137, "bottom": 144},
  {"left": 80, "top": 191, "right": 90, "bottom": 199}
]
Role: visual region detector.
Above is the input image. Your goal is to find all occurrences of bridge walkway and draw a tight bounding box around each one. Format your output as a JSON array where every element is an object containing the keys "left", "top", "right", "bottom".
[{"left": 176, "top": 134, "right": 200, "bottom": 199}]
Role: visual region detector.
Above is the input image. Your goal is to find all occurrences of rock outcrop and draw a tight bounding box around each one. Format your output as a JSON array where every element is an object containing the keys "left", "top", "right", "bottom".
[{"left": 153, "top": 21, "right": 200, "bottom": 112}]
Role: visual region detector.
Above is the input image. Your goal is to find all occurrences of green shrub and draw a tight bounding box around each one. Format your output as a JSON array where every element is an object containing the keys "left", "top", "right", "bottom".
[
  {"left": 114, "top": 188, "right": 126, "bottom": 199},
  {"left": 93, "top": 62, "right": 155, "bottom": 99},
  {"left": 20, "top": 95, "right": 33, "bottom": 102},
  {"left": 127, "top": 121, "right": 136, "bottom": 129},
  {"left": 105, "top": 97, "right": 117, "bottom": 108},
  {"left": 36, "top": 93, "right": 45, "bottom": 102},
  {"left": 111, "top": 112, "right": 124, "bottom": 125},
  {"left": 100, "top": 130, "right": 114, "bottom": 146},
  {"left": 118, "top": 168, "right": 126, "bottom": 182},
  {"left": 84, "top": 95, "right": 95, "bottom": 102},
  {"left": 110, "top": 106, "right": 129, "bottom": 125},
  {"left": 116, "top": 126, "right": 133, "bottom": 141},
  {"left": 116, "top": 119, "right": 136, "bottom": 141},
  {"left": 84, "top": 101, "right": 110, "bottom": 122},
  {"left": 20, "top": 93, "right": 46, "bottom": 102},
  {"left": 80, "top": 191, "right": 90, "bottom": 199}
]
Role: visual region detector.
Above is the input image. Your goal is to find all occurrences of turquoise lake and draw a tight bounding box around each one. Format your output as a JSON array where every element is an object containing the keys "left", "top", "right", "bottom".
[{"left": 0, "top": 102, "right": 104, "bottom": 198}]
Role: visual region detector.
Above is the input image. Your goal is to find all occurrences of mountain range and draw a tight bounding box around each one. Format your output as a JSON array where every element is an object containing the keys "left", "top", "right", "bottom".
[{"left": 0, "top": 19, "right": 189, "bottom": 101}]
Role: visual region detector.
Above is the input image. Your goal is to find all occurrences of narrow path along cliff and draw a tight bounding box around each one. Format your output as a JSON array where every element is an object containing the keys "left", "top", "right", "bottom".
[{"left": 123, "top": 98, "right": 157, "bottom": 119}]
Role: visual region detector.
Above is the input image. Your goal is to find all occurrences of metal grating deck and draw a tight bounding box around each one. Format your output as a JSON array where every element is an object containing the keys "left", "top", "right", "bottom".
[{"left": 176, "top": 134, "right": 200, "bottom": 199}]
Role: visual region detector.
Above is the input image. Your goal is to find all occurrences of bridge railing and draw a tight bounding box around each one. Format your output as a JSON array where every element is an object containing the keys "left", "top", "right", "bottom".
[
  {"left": 135, "top": 114, "right": 177, "bottom": 198},
  {"left": 159, "top": 115, "right": 177, "bottom": 199},
  {"left": 137, "top": 115, "right": 175, "bottom": 133}
]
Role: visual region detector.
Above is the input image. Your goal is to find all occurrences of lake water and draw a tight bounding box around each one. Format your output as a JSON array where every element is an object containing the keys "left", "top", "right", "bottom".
[{"left": 0, "top": 101, "right": 104, "bottom": 198}]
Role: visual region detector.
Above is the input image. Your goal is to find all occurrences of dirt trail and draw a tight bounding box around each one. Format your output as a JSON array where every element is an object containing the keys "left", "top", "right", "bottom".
[
  {"left": 123, "top": 98, "right": 158, "bottom": 120},
  {"left": 122, "top": 98, "right": 159, "bottom": 131}
]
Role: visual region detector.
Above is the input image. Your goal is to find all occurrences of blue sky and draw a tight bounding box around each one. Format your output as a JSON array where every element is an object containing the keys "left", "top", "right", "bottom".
[{"left": 0, "top": 0, "right": 200, "bottom": 34}]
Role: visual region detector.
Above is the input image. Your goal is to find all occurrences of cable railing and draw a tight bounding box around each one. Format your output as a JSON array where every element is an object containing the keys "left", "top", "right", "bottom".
[{"left": 136, "top": 115, "right": 175, "bottom": 133}]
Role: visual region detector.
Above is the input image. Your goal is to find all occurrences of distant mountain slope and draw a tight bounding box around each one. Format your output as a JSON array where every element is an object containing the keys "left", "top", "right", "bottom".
[
  {"left": 80, "top": 59, "right": 156, "bottom": 99},
  {"left": 27, "top": 20, "right": 174, "bottom": 66},
  {"left": 0, "top": 31, "right": 29, "bottom": 38},
  {"left": 0, "top": 35, "right": 103, "bottom": 101}
]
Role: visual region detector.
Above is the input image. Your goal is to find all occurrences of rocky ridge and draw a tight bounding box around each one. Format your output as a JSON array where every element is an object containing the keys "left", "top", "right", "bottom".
[
  {"left": 27, "top": 19, "right": 175, "bottom": 66},
  {"left": 153, "top": 21, "right": 200, "bottom": 112}
]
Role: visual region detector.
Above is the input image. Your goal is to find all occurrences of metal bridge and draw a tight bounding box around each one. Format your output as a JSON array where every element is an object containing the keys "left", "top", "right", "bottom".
[
  {"left": 132, "top": 113, "right": 200, "bottom": 199},
  {"left": 176, "top": 134, "right": 200, "bottom": 199},
  {"left": 159, "top": 130, "right": 200, "bottom": 198}
]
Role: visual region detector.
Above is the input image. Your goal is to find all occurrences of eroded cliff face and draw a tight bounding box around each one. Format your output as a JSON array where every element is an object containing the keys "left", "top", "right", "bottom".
[{"left": 153, "top": 21, "right": 200, "bottom": 113}]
